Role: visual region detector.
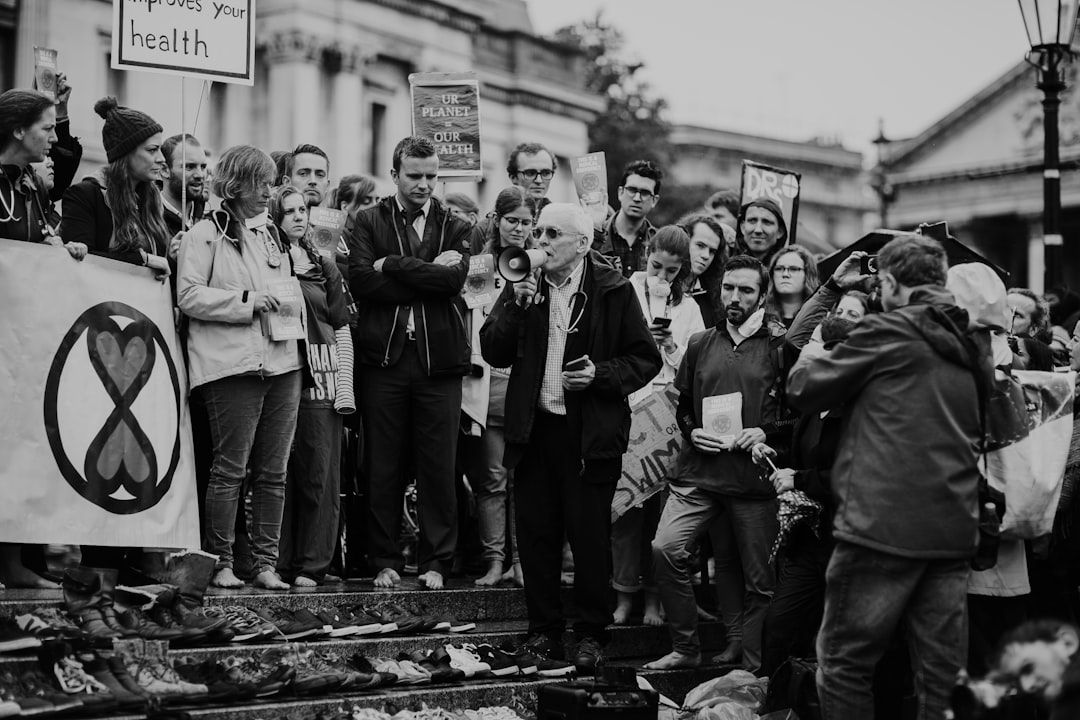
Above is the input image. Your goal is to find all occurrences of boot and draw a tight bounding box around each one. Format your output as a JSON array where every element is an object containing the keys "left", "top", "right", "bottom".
[{"left": 61, "top": 567, "right": 127, "bottom": 641}]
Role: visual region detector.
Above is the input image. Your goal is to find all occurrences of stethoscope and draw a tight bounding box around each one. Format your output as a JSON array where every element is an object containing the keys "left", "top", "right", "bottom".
[{"left": 535, "top": 271, "right": 589, "bottom": 335}]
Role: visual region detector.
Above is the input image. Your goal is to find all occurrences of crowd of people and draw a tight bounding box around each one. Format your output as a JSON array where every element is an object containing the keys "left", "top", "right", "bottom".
[{"left": 5, "top": 80, "right": 1080, "bottom": 719}]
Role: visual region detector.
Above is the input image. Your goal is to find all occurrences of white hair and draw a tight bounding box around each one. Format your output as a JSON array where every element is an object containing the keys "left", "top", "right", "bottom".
[{"left": 539, "top": 203, "right": 592, "bottom": 239}]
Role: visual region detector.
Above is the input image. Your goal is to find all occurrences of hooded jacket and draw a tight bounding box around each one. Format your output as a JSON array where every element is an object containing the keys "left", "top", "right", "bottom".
[
  {"left": 479, "top": 251, "right": 662, "bottom": 466},
  {"left": 346, "top": 196, "right": 472, "bottom": 376},
  {"left": 787, "top": 286, "right": 990, "bottom": 559}
]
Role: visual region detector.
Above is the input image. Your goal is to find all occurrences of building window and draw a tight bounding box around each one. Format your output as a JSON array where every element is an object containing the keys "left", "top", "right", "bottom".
[{"left": 369, "top": 102, "right": 386, "bottom": 176}]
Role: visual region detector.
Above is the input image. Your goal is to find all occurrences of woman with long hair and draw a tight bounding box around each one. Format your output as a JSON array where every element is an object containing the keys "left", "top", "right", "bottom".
[
  {"left": 269, "top": 185, "right": 354, "bottom": 587},
  {"left": 766, "top": 245, "right": 820, "bottom": 328},
  {"left": 62, "top": 97, "right": 169, "bottom": 276},
  {"left": 177, "top": 145, "right": 304, "bottom": 590},
  {"left": 679, "top": 214, "right": 728, "bottom": 327},
  {"left": 0, "top": 88, "right": 83, "bottom": 258},
  {"left": 616, "top": 225, "right": 705, "bottom": 625},
  {"left": 466, "top": 186, "right": 540, "bottom": 588},
  {"left": 330, "top": 174, "right": 377, "bottom": 223}
]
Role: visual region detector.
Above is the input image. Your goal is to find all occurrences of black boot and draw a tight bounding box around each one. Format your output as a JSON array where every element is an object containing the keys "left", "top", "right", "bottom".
[{"left": 61, "top": 568, "right": 127, "bottom": 642}]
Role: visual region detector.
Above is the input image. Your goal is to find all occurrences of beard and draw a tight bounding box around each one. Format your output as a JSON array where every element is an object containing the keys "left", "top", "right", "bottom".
[
  {"left": 725, "top": 303, "right": 750, "bottom": 326},
  {"left": 168, "top": 175, "right": 204, "bottom": 202}
]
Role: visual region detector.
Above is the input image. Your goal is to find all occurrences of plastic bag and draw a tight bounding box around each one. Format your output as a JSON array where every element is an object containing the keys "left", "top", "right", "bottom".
[{"left": 684, "top": 669, "right": 769, "bottom": 716}]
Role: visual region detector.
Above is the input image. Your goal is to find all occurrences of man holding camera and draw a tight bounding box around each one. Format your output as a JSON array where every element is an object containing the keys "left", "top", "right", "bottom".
[
  {"left": 787, "top": 234, "right": 991, "bottom": 720},
  {"left": 480, "top": 203, "right": 660, "bottom": 673}
]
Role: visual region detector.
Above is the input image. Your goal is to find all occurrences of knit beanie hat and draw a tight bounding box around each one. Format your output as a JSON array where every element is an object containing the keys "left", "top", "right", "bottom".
[
  {"left": 93, "top": 96, "right": 163, "bottom": 163},
  {"left": 739, "top": 197, "right": 788, "bottom": 240}
]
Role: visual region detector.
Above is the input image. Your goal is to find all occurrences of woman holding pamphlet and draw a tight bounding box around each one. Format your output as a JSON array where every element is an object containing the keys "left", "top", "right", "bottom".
[
  {"left": 269, "top": 184, "right": 355, "bottom": 587},
  {"left": 613, "top": 225, "right": 705, "bottom": 625},
  {"left": 62, "top": 97, "right": 170, "bottom": 276},
  {"left": 177, "top": 145, "right": 303, "bottom": 591},
  {"left": 466, "top": 186, "right": 540, "bottom": 587}
]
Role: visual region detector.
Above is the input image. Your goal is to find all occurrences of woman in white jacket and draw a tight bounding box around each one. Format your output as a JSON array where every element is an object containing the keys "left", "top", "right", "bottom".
[
  {"left": 177, "top": 145, "right": 303, "bottom": 590},
  {"left": 613, "top": 225, "right": 705, "bottom": 624}
]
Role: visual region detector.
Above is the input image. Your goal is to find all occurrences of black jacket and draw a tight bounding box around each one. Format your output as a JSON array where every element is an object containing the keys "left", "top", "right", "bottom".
[
  {"left": 480, "top": 251, "right": 662, "bottom": 466},
  {"left": 346, "top": 195, "right": 472, "bottom": 376}
]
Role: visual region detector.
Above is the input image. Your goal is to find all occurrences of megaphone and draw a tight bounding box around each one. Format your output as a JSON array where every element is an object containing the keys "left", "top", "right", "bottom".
[{"left": 497, "top": 247, "right": 547, "bottom": 281}]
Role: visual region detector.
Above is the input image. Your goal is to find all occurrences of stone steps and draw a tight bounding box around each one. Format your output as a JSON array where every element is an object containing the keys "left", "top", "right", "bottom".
[{"left": 0, "top": 577, "right": 731, "bottom": 718}]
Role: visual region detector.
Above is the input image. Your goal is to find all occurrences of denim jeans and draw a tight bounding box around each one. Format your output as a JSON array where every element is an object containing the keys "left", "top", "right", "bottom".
[
  {"left": 816, "top": 541, "right": 970, "bottom": 720},
  {"left": 201, "top": 372, "right": 301, "bottom": 574},
  {"left": 611, "top": 492, "right": 664, "bottom": 593},
  {"left": 475, "top": 419, "right": 509, "bottom": 564},
  {"left": 653, "top": 484, "right": 777, "bottom": 666}
]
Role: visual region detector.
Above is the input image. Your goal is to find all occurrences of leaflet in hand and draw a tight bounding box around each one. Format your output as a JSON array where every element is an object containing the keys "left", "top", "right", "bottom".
[
  {"left": 307, "top": 207, "right": 348, "bottom": 258},
  {"left": 571, "top": 151, "right": 607, "bottom": 205},
  {"left": 34, "top": 47, "right": 58, "bottom": 101},
  {"left": 702, "top": 392, "right": 743, "bottom": 444},
  {"left": 463, "top": 254, "right": 497, "bottom": 309},
  {"left": 266, "top": 277, "right": 305, "bottom": 341}
]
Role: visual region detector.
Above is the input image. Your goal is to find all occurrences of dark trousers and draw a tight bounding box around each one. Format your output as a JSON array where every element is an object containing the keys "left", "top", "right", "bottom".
[
  {"left": 359, "top": 341, "right": 460, "bottom": 575},
  {"left": 278, "top": 406, "right": 343, "bottom": 583},
  {"left": 761, "top": 535, "right": 833, "bottom": 676},
  {"left": 514, "top": 411, "right": 619, "bottom": 644}
]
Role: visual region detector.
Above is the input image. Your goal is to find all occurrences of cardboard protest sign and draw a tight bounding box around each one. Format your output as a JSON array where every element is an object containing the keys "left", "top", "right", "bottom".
[
  {"left": 111, "top": 0, "right": 255, "bottom": 85},
  {"left": 572, "top": 152, "right": 607, "bottom": 205},
  {"left": 0, "top": 239, "right": 199, "bottom": 547},
  {"left": 409, "top": 72, "right": 482, "bottom": 180},
  {"left": 612, "top": 385, "right": 681, "bottom": 521},
  {"left": 739, "top": 160, "right": 802, "bottom": 244},
  {"left": 463, "top": 254, "right": 497, "bottom": 309},
  {"left": 34, "top": 47, "right": 58, "bottom": 100}
]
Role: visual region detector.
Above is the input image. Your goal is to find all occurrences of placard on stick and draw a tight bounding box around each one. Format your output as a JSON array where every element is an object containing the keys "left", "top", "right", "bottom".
[
  {"left": 739, "top": 160, "right": 802, "bottom": 245},
  {"left": 111, "top": 0, "right": 255, "bottom": 85},
  {"left": 409, "top": 72, "right": 482, "bottom": 181}
]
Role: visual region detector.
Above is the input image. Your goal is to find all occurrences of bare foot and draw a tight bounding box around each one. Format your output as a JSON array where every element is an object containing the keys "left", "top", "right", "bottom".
[
  {"left": 418, "top": 570, "right": 444, "bottom": 590},
  {"left": 475, "top": 561, "right": 504, "bottom": 587},
  {"left": 711, "top": 639, "right": 743, "bottom": 665},
  {"left": 501, "top": 563, "right": 524, "bottom": 587},
  {"left": 292, "top": 576, "right": 318, "bottom": 588},
  {"left": 560, "top": 571, "right": 574, "bottom": 587},
  {"left": 613, "top": 591, "right": 633, "bottom": 625},
  {"left": 696, "top": 605, "right": 717, "bottom": 622},
  {"left": 373, "top": 568, "right": 400, "bottom": 588},
  {"left": 252, "top": 569, "right": 290, "bottom": 590},
  {"left": 643, "top": 591, "right": 664, "bottom": 626},
  {"left": 643, "top": 651, "right": 701, "bottom": 670},
  {"left": 211, "top": 568, "right": 245, "bottom": 589}
]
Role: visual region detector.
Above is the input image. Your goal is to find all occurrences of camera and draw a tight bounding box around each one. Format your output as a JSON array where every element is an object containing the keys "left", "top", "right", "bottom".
[{"left": 860, "top": 255, "right": 879, "bottom": 275}]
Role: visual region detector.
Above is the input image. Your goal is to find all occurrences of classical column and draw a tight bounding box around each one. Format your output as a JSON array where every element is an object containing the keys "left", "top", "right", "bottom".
[
  {"left": 263, "top": 31, "right": 324, "bottom": 152},
  {"left": 1027, "top": 217, "right": 1046, "bottom": 295},
  {"left": 328, "top": 45, "right": 371, "bottom": 177}
]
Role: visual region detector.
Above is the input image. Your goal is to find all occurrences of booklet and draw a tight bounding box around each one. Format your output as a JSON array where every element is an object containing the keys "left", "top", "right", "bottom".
[
  {"left": 307, "top": 207, "right": 348, "bottom": 258},
  {"left": 463, "top": 254, "right": 497, "bottom": 309},
  {"left": 266, "top": 277, "right": 305, "bottom": 341},
  {"left": 34, "top": 47, "right": 58, "bottom": 101},
  {"left": 702, "top": 392, "right": 743, "bottom": 444},
  {"left": 571, "top": 151, "right": 607, "bottom": 205}
]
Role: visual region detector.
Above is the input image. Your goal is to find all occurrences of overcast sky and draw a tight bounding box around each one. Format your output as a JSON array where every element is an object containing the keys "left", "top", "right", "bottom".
[{"left": 526, "top": 0, "right": 1035, "bottom": 153}]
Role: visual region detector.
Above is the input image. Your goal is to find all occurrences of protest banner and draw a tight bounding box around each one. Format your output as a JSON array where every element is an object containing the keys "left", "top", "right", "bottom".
[
  {"left": 409, "top": 72, "right": 482, "bottom": 180},
  {"left": 739, "top": 160, "right": 802, "bottom": 244},
  {"left": 0, "top": 240, "right": 200, "bottom": 547},
  {"left": 612, "top": 385, "right": 681, "bottom": 521},
  {"left": 111, "top": 0, "right": 255, "bottom": 85}
]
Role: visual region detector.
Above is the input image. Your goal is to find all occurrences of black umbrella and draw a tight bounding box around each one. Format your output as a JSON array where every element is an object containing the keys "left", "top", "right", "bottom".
[{"left": 816, "top": 223, "right": 1009, "bottom": 283}]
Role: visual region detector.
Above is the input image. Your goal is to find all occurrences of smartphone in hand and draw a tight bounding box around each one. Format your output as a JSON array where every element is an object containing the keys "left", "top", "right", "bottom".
[{"left": 563, "top": 356, "right": 589, "bottom": 372}]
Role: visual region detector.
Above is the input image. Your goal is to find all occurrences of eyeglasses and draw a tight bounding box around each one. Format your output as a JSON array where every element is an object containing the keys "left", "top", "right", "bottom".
[
  {"left": 621, "top": 186, "right": 656, "bottom": 201},
  {"left": 773, "top": 265, "right": 805, "bottom": 275},
  {"left": 518, "top": 169, "right": 554, "bottom": 181},
  {"left": 532, "top": 226, "right": 584, "bottom": 242},
  {"left": 501, "top": 216, "right": 534, "bottom": 228}
]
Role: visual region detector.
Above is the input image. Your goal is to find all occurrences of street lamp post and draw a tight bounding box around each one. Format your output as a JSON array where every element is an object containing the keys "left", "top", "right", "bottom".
[
  {"left": 871, "top": 119, "right": 894, "bottom": 229},
  {"left": 1018, "top": 0, "right": 1080, "bottom": 290}
]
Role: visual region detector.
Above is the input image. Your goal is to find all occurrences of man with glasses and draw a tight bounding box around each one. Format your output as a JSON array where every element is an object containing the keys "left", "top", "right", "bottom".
[
  {"left": 481, "top": 203, "right": 661, "bottom": 674},
  {"left": 593, "top": 160, "right": 662, "bottom": 277},
  {"left": 470, "top": 142, "right": 558, "bottom": 254}
]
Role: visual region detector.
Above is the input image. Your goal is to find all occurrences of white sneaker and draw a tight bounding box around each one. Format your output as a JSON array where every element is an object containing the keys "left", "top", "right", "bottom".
[{"left": 444, "top": 644, "right": 492, "bottom": 678}]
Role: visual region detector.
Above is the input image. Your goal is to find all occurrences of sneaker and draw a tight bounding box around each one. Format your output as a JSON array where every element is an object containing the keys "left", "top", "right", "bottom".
[
  {"left": 291, "top": 608, "right": 334, "bottom": 637},
  {"left": 262, "top": 646, "right": 345, "bottom": 695},
  {"left": 501, "top": 643, "right": 538, "bottom": 676},
  {"left": 0, "top": 669, "right": 55, "bottom": 716},
  {"left": 472, "top": 643, "right": 519, "bottom": 677},
  {"left": 79, "top": 654, "right": 149, "bottom": 712},
  {"left": 17, "top": 610, "right": 84, "bottom": 643},
  {"left": 44, "top": 652, "right": 119, "bottom": 715},
  {"left": 147, "top": 604, "right": 209, "bottom": 647},
  {"left": 442, "top": 644, "right": 492, "bottom": 678},
  {"left": 172, "top": 657, "right": 244, "bottom": 702},
  {"left": 447, "top": 619, "right": 477, "bottom": 633},
  {"left": 520, "top": 635, "right": 575, "bottom": 677},
  {"left": 252, "top": 607, "right": 323, "bottom": 641},
  {"left": 347, "top": 655, "right": 396, "bottom": 688},
  {"left": 116, "top": 607, "right": 191, "bottom": 641},
  {"left": 315, "top": 648, "right": 383, "bottom": 690},
  {"left": 0, "top": 618, "right": 41, "bottom": 653},
  {"left": 12, "top": 669, "right": 84, "bottom": 715},
  {"left": 223, "top": 655, "right": 295, "bottom": 698},
  {"left": 342, "top": 606, "right": 396, "bottom": 634},
  {"left": 571, "top": 636, "right": 604, "bottom": 674},
  {"left": 316, "top": 608, "right": 380, "bottom": 637},
  {"left": 171, "top": 599, "right": 236, "bottom": 642},
  {"left": 368, "top": 603, "right": 428, "bottom": 635},
  {"left": 402, "top": 650, "right": 465, "bottom": 684},
  {"left": 208, "top": 606, "right": 277, "bottom": 643}
]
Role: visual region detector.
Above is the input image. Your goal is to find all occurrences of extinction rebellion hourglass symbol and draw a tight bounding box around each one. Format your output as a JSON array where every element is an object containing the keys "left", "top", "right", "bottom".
[{"left": 44, "top": 302, "right": 182, "bottom": 514}]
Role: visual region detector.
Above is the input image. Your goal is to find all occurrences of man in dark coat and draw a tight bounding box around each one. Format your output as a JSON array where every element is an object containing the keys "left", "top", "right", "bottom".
[{"left": 480, "top": 203, "right": 661, "bottom": 673}]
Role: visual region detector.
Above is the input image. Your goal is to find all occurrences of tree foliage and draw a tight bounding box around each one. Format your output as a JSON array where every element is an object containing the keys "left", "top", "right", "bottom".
[{"left": 554, "top": 13, "right": 674, "bottom": 203}]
